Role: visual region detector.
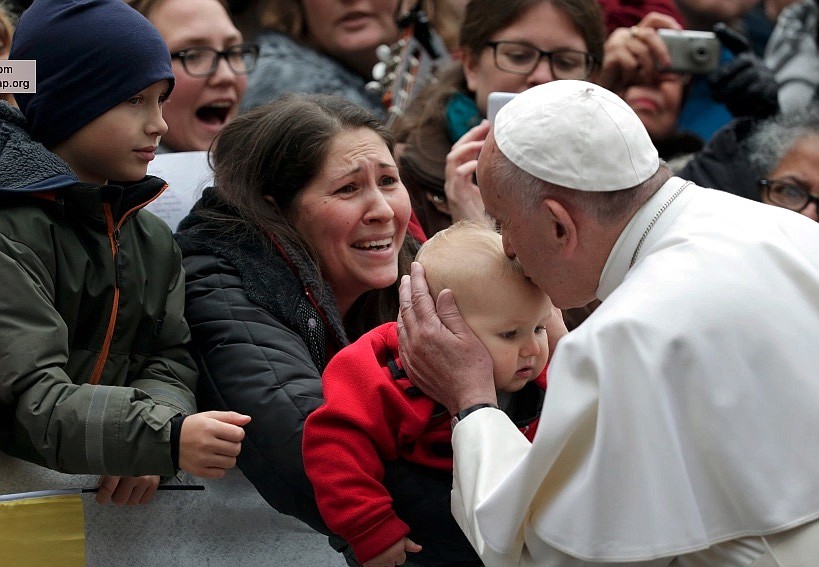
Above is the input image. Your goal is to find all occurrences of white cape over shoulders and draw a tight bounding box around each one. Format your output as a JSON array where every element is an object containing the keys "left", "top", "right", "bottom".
[{"left": 452, "top": 178, "right": 819, "bottom": 564}]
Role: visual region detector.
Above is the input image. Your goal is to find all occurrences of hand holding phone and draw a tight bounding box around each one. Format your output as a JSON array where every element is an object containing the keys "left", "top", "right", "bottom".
[{"left": 598, "top": 12, "right": 683, "bottom": 93}]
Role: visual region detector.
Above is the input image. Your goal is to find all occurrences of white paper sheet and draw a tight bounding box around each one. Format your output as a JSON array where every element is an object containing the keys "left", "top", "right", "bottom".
[{"left": 146, "top": 151, "right": 213, "bottom": 232}]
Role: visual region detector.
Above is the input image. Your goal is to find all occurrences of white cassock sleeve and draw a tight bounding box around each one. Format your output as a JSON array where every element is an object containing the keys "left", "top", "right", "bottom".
[{"left": 451, "top": 408, "right": 530, "bottom": 565}]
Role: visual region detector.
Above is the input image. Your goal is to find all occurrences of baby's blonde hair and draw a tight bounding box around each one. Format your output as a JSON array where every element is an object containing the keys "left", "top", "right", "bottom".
[{"left": 415, "top": 220, "right": 528, "bottom": 301}]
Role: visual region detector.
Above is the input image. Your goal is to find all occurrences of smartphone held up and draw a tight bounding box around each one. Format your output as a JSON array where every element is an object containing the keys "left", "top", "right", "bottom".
[{"left": 487, "top": 92, "right": 517, "bottom": 124}]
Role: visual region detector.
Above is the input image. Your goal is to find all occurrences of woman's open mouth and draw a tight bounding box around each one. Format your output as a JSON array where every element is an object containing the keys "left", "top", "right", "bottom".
[
  {"left": 352, "top": 238, "right": 392, "bottom": 251},
  {"left": 196, "top": 101, "right": 232, "bottom": 128}
]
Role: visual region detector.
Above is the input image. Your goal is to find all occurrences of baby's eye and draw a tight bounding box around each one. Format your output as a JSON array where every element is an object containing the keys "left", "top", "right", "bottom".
[
  {"left": 534, "top": 325, "right": 546, "bottom": 334},
  {"left": 126, "top": 96, "right": 143, "bottom": 105},
  {"left": 499, "top": 330, "right": 517, "bottom": 340}
]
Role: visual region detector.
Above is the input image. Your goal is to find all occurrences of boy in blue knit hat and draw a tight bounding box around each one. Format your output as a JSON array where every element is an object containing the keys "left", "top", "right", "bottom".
[{"left": 0, "top": 0, "right": 250, "bottom": 506}]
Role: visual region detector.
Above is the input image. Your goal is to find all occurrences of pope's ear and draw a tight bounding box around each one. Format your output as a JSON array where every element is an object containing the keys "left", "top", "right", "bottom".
[{"left": 542, "top": 198, "right": 578, "bottom": 259}]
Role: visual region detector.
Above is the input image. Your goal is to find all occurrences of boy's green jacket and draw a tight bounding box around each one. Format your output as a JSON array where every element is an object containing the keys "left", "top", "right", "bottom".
[{"left": 0, "top": 102, "right": 197, "bottom": 476}]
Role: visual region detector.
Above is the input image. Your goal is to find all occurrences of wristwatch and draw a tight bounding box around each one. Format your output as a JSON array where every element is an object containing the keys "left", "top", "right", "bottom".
[{"left": 450, "top": 403, "right": 499, "bottom": 428}]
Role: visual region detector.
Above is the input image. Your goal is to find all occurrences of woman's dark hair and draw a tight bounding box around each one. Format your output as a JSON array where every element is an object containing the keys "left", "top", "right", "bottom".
[
  {"left": 211, "top": 93, "right": 416, "bottom": 331},
  {"left": 459, "top": 0, "right": 604, "bottom": 66}
]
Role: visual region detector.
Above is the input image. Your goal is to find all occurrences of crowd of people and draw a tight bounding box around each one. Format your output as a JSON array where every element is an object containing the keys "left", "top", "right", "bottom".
[{"left": 1, "top": 0, "right": 818, "bottom": 566}]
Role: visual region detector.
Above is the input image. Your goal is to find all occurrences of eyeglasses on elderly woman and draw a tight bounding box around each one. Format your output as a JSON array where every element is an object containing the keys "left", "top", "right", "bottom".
[
  {"left": 759, "top": 178, "right": 819, "bottom": 214},
  {"left": 170, "top": 43, "right": 260, "bottom": 78}
]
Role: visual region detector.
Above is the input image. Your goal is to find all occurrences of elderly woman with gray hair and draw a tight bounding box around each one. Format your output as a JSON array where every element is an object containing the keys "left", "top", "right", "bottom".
[
  {"left": 678, "top": 102, "right": 819, "bottom": 207},
  {"left": 746, "top": 105, "right": 819, "bottom": 222}
]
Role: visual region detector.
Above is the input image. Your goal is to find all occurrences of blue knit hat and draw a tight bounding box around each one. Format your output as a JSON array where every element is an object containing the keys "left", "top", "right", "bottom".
[{"left": 9, "top": 0, "right": 175, "bottom": 148}]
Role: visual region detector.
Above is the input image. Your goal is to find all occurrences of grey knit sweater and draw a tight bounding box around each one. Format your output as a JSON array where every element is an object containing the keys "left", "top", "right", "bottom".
[
  {"left": 241, "top": 30, "right": 385, "bottom": 118},
  {"left": 764, "top": 0, "right": 819, "bottom": 113}
]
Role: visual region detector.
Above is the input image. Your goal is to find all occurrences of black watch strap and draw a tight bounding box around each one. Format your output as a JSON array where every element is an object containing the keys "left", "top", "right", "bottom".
[{"left": 450, "top": 403, "right": 499, "bottom": 428}]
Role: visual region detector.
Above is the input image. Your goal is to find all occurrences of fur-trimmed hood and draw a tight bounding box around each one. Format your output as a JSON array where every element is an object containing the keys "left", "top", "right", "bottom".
[
  {"left": 175, "top": 187, "right": 348, "bottom": 369},
  {"left": 0, "top": 101, "right": 78, "bottom": 193}
]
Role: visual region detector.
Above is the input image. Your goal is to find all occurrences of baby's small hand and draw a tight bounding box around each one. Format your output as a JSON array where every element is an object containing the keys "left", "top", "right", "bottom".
[{"left": 362, "top": 536, "right": 422, "bottom": 567}]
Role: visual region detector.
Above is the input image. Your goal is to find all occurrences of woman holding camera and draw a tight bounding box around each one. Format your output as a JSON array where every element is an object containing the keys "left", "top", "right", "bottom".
[{"left": 609, "top": 11, "right": 705, "bottom": 170}]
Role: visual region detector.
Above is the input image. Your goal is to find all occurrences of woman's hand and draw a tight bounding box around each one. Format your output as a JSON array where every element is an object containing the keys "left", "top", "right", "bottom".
[
  {"left": 363, "top": 536, "right": 422, "bottom": 567},
  {"left": 599, "top": 12, "right": 682, "bottom": 94},
  {"left": 444, "top": 120, "right": 491, "bottom": 223}
]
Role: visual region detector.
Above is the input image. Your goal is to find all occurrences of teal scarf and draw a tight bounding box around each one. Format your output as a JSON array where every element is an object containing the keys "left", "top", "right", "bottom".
[{"left": 445, "top": 92, "right": 482, "bottom": 143}]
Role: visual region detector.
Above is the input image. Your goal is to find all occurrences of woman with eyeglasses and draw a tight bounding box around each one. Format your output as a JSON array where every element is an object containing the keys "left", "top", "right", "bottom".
[
  {"left": 394, "top": 0, "right": 702, "bottom": 239},
  {"left": 394, "top": 0, "right": 606, "bottom": 237},
  {"left": 392, "top": 0, "right": 606, "bottom": 238},
  {"left": 128, "top": 0, "right": 258, "bottom": 152},
  {"left": 747, "top": 105, "right": 819, "bottom": 222}
]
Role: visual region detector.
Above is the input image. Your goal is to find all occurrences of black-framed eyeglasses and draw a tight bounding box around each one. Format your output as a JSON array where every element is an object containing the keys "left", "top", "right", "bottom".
[
  {"left": 759, "top": 178, "right": 819, "bottom": 213},
  {"left": 485, "top": 41, "right": 596, "bottom": 80},
  {"left": 170, "top": 43, "right": 260, "bottom": 78}
]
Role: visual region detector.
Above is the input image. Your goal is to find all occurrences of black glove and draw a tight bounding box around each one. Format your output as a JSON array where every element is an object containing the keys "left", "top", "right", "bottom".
[{"left": 709, "top": 23, "right": 780, "bottom": 120}]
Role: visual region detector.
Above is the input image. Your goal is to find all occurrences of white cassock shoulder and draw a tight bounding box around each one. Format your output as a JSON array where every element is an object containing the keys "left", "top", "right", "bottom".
[{"left": 453, "top": 190, "right": 819, "bottom": 563}]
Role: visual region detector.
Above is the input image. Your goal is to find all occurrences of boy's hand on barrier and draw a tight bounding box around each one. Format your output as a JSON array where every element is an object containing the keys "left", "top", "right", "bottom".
[
  {"left": 95, "top": 475, "right": 160, "bottom": 506},
  {"left": 178, "top": 411, "right": 251, "bottom": 479}
]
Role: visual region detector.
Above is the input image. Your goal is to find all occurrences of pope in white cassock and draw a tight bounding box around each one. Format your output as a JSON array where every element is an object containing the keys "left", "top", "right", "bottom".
[{"left": 397, "top": 80, "right": 819, "bottom": 566}]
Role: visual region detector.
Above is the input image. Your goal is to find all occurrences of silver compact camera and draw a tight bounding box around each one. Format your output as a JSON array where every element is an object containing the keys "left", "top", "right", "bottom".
[{"left": 657, "top": 29, "right": 720, "bottom": 74}]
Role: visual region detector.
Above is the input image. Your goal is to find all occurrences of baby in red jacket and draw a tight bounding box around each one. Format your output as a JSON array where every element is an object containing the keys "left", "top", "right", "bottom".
[{"left": 303, "top": 220, "right": 560, "bottom": 566}]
